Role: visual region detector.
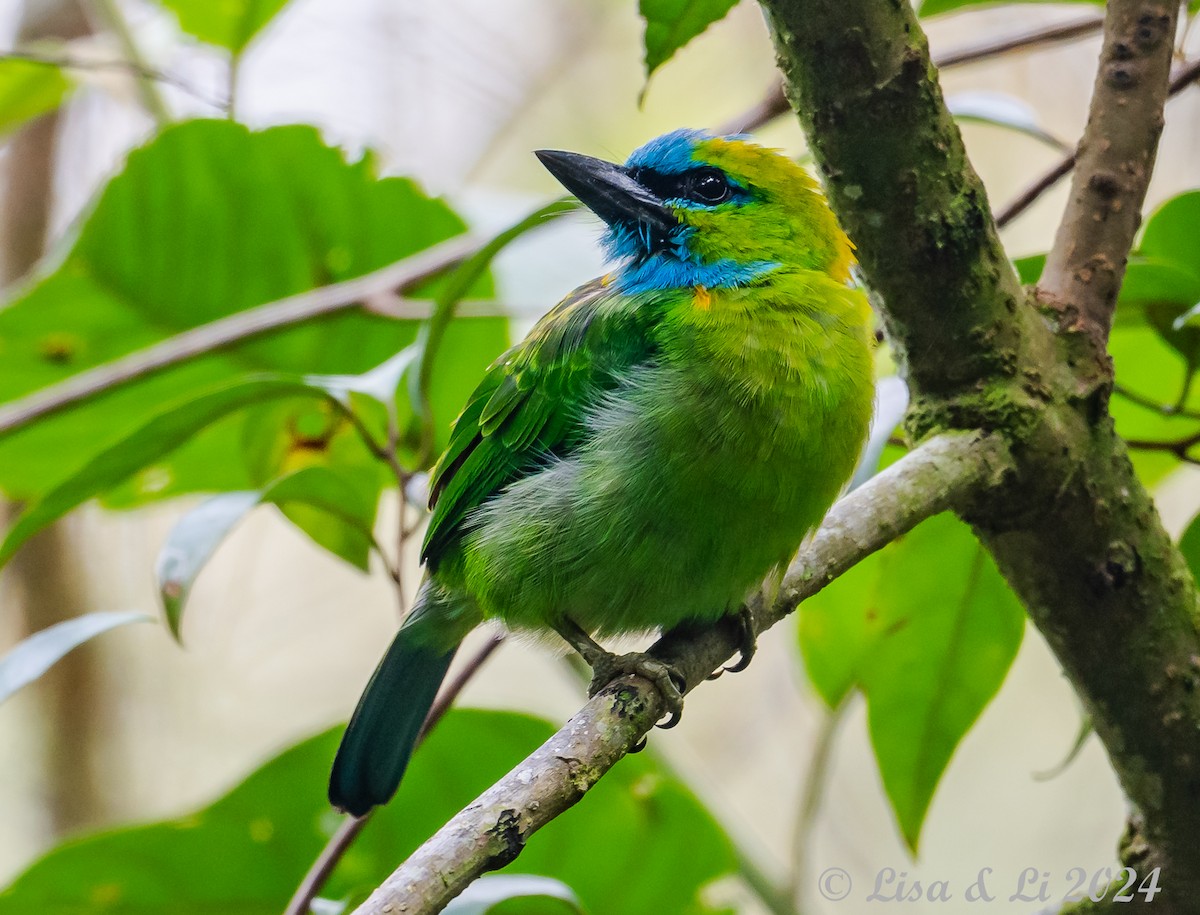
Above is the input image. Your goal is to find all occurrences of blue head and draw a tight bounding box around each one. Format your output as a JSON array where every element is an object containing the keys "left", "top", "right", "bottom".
[{"left": 536, "top": 129, "right": 852, "bottom": 295}]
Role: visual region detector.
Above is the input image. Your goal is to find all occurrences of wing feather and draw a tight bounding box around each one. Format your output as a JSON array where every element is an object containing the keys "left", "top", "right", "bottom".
[{"left": 420, "top": 279, "right": 658, "bottom": 568}]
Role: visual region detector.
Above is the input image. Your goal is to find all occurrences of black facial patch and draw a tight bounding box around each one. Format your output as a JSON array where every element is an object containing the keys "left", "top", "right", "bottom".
[{"left": 627, "top": 165, "right": 742, "bottom": 207}]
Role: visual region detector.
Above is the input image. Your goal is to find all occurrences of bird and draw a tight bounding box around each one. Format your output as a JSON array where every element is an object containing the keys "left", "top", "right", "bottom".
[{"left": 329, "top": 128, "right": 875, "bottom": 817}]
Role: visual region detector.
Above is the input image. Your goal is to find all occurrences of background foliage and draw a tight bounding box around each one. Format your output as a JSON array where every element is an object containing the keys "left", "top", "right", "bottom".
[{"left": 1, "top": 0, "right": 1199, "bottom": 913}]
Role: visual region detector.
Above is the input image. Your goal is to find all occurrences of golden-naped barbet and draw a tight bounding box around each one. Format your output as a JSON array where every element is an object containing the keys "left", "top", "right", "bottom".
[{"left": 329, "top": 129, "right": 875, "bottom": 816}]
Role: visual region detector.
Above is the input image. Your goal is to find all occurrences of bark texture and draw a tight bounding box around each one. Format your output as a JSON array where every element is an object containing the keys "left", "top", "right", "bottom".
[{"left": 760, "top": 0, "right": 1200, "bottom": 906}]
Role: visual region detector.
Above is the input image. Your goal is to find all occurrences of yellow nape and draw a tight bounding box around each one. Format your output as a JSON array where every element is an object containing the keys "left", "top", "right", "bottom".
[{"left": 695, "top": 135, "right": 856, "bottom": 283}]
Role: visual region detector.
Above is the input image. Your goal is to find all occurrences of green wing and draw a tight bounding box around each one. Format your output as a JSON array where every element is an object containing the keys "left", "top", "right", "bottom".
[{"left": 420, "top": 278, "right": 658, "bottom": 569}]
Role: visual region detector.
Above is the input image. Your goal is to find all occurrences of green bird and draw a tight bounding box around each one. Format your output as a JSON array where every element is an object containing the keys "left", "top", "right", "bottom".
[{"left": 329, "top": 129, "right": 875, "bottom": 816}]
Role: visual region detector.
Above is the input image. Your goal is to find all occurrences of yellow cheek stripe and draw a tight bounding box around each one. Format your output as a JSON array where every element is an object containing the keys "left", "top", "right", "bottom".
[{"left": 694, "top": 285, "right": 712, "bottom": 310}]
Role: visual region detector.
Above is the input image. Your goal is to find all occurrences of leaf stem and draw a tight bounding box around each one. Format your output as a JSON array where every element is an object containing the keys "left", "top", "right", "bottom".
[
  {"left": 282, "top": 633, "right": 505, "bottom": 915},
  {"left": 88, "top": 0, "right": 171, "bottom": 124},
  {"left": 788, "top": 698, "right": 848, "bottom": 908}
]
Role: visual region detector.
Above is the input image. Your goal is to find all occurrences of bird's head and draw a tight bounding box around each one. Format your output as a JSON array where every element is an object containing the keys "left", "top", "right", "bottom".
[{"left": 536, "top": 128, "right": 853, "bottom": 294}]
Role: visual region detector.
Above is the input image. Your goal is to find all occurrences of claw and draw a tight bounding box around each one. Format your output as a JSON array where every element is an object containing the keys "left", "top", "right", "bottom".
[
  {"left": 721, "top": 607, "right": 757, "bottom": 674},
  {"left": 588, "top": 651, "right": 686, "bottom": 728},
  {"left": 553, "top": 618, "right": 687, "bottom": 728}
]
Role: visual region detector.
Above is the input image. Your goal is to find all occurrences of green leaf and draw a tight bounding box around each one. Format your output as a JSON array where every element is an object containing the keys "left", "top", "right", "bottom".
[
  {"left": 919, "top": 0, "right": 1100, "bottom": 16},
  {"left": 1179, "top": 511, "right": 1200, "bottom": 583},
  {"left": 0, "top": 711, "right": 735, "bottom": 915},
  {"left": 1012, "top": 253, "right": 1044, "bottom": 286},
  {"left": 0, "top": 120, "right": 506, "bottom": 503},
  {"left": 0, "top": 57, "right": 73, "bottom": 137},
  {"left": 443, "top": 876, "right": 583, "bottom": 915},
  {"left": 260, "top": 466, "right": 379, "bottom": 570},
  {"left": 1109, "top": 325, "right": 1200, "bottom": 485},
  {"left": 156, "top": 466, "right": 379, "bottom": 638},
  {"left": 0, "top": 376, "right": 333, "bottom": 568},
  {"left": 1140, "top": 190, "right": 1200, "bottom": 273},
  {"left": 156, "top": 0, "right": 292, "bottom": 52},
  {"left": 0, "top": 611, "right": 150, "bottom": 704},
  {"left": 798, "top": 513, "right": 1024, "bottom": 851},
  {"left": 639, "top": 0, "right": 739, "bottom": 80}
]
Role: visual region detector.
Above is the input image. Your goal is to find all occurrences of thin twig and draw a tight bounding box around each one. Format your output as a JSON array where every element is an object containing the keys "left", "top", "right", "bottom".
[
  {"left": 1114, "top": 382, "right": 1200, "bottom": 420},
  {"left": 283, "top": 633, "right": 506, "bottom": 915},
  {"left": 718, "top": 13, "right": 1105, "bottom": 135},
  {"left": 1124, "top": 429, "right": 1200, "bottom": 464},
  {"left": 351, "top": 432, "right": 1011, "bottom": 915},
  {"left": 995, "top": 155, "right": 1076, "bottom": 228},
  {"left": 788, "top": 699, "right": 848, "bottom": 908},
  {"left": 0, "top": 49, "right": 227, "bottom": 110},
  {"left": 0, "top": 234, "right": 482, "bottom": 437},
  {"left": 282, "top": 817, "right": 369, "bottom": 915},
  {"left": 934, "top": 13, "right": 1105, "bottom": 68},
  {"left": 997, "top": 58, "right": 1200, "bottom": 229},
  {"left": 88, "top": 0, "right": 171, "bottom": 124}
]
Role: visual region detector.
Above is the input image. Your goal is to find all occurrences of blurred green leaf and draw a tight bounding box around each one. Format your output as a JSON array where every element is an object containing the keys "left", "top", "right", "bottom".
[
  {"left": 0, "top": 57, "right": 73, "bottom": 137},
  {"left": 443, "top": 875, "right": 583, "bottom": 915},
  {"left": 0, "top": 711, "right": 735, "bottom": 915},
  {"left": 156, "top": 0, "right": 292, "bottom": 52},
  {"left": 1012, "top": 253, "right": 1043, "bottom": 284},
  {"left": 157, "top": 466, "right": 380, "bottom": 638},
  {"left": 799, "top": 513, "right": 1024, "bottom": 851},
  {"left": 1140, "top": 191, "right": 1200, "bottom": 273},
  {"left": 640, "top": 0, "right": 739, "bottom": 81},
  {"left": 0, "top": 376, "right": 334, "bottom": 569},
  {"left": 260, "top": 465, "right": 379, "bottom": 569},
  {"left": 1179, "top": 512, "right": 1200, "bottom": 583},
  {"left": 919, "top": 0, "right": 1099, "bottom": 16},
  {"left": 1109, "top": 325, "right": 1200, "bottom": 486},
  {"left": 0, "top": 611, "right": 150, "bottom": 704},
  {"left": 0, "top": 120, "right": 506, "bottom": 504}
]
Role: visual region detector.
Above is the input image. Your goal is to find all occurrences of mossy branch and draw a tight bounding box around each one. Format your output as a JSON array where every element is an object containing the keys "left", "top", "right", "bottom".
[
  {"left": 759, "top": 0, "right": 1200, "bottom": 908},
  {"left": 351, "top": 432, "right": 1009, "bottom": 915}
]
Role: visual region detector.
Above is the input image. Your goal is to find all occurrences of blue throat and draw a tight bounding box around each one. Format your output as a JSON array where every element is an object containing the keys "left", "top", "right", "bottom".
[
  {"left": 605, "top": 224, "right": 777, "bottom": 294},
  {"left": 614, "top": 255, "right": 777, "bottom": 294}
]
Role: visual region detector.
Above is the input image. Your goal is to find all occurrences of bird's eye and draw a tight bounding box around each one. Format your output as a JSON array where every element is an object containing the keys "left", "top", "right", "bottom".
[{"left": 689, "top": 168, "right": 732, "bottom": 204}]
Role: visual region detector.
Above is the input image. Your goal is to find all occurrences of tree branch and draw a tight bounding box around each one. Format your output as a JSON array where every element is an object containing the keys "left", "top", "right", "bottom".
[
  {"left": 351, "top": 431, "right": 1011, "bottom": 915},
  {"left": 718, "top": 13, "right": 1105, "bottom": 137},
  {"left": 760, "top": 0, "right": 1045, "bottom": 400},
  {"left": 1, "top": 49, "right": 227, "bottom": 110},
  {"left": 759, "top": 0, "right": 1200, "bottom": 907},
  {"left": 0, "top": 234, "right": 482, "bottom": 437},
  {"left": 994, "top": 55, "right": 1200, "bottom": 229},
  {"left": 1038, "top": 1, "right": 1179, "bottom": 343}
]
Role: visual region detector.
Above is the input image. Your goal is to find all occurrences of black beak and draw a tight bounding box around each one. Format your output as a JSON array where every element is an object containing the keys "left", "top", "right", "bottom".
[{"left": 536, "top": 149, "right": 677, "bottom": 245}]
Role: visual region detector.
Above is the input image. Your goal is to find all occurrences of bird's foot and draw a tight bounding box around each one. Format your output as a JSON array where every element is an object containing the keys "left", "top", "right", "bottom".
[
  {"left": 553, "top": 618, "right": 686, "bottom": 728},
  {"left": 707, "top": 607, "right": 757, "bottom": 681},
  {"left": 586, "top": 650, "right": 687, "bottom": 729}
]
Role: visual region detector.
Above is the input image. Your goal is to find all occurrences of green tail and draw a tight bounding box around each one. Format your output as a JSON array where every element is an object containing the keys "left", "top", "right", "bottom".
[{"left": 329, "top": 581, "right": 470, "bottom": 816}]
